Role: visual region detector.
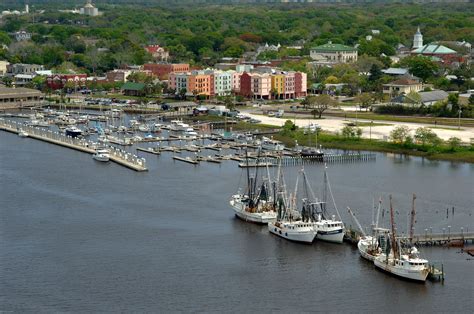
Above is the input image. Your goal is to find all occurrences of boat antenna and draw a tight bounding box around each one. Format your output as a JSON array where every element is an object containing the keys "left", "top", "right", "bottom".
[
  {"left": 409, "top": 193, "right": 416, "bottom": 246},
  {"left": 347, "top": 207, "right": 366, "bottom": 237},
  {"left": 389, "top": 195, "right": 399, "bottom": 263}
]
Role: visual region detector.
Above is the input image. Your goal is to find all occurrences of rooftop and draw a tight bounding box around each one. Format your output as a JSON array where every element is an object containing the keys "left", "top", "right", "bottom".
[
  {"left": 0, "top": 86, "right": 43, "bottom": 97},
  {"left": 412, "top": 44, "right": 457, "bottom": 55},
  {"left": 382, "top": 68, "right": 409, "bottom": 75},
  {"left": 419, "top": 90, "right": 449, "bottom": 103},
  {"left": 386, "top": 79, "right": 421, "bottom": 86},
  {"left": 311, "top": 42, "right": 357, "bottom": 52},
  {"left": 121, "top": 82, "right": 145, "bottom": 91}
]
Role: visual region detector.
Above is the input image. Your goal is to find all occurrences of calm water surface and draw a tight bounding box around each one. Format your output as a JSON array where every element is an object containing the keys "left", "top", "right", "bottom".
[{"left": 0, "top": 131, "right": 473, "bottom": 312}]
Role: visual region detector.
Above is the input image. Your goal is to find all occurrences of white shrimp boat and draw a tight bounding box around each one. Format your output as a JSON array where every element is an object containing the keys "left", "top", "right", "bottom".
[
  {"left": 373, "top": 195, "right": 430, "bottom": 282},
  {"left": 314, "top": 215, "right": 345, "bottom": 243},
  {"left": 230, "top": 151, "right": 277, "bottom": 224},
  {"left": 374, "top": 248, "right": 429, "bottom": 282},
  {"left": 268, "top": 220, "right": 316, "bottom": 243}
]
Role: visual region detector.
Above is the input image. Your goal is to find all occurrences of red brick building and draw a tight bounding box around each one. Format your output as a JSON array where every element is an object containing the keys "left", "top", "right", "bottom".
[
  {"left": 143, "top": 63, "right": 189, "bottom": 80},
  {"left": 239, "top": 72, "right": 252, "bottom": 98},
  {"left": 47, "top": 74, "right": 87, "bottom": 90}
]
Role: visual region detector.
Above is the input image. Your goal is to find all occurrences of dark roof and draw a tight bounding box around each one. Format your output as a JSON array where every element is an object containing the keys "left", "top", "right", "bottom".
[
  {"left": 386, "top": 79, "right": 421, "bottom": 86},
  {"left": 121, "top": 82, "right": 145, "bottom": 91},
  {"left": 419, "top": 90, "right": 449, "bottom": 103}
]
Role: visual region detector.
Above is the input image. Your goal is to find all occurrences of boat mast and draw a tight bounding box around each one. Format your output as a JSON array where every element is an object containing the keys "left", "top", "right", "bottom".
[
  {"left": 389, "top": 195, "right": 398, "bottom": 262},
  {"left": 409, "top": 193, "right": 416, "bottom": 246},
  {"left": 347, "top": 207, "right": 366, "bottom": 237},
  {"left": 375, "top": 197, "right": 382, "bottom": 229}
]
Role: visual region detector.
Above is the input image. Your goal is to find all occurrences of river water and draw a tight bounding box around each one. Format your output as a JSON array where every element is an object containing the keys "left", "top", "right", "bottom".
[{"left": 0, "top": 130, "right": 473, "bottom": 312}]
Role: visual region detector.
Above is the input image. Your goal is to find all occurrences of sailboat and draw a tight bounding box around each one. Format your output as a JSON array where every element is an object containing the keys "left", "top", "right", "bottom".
[
  {"left": 268, "top": 167, "right": 317, "bottom": 243},
  {"left": 373, "top": 195, "right": 430, "bottom": 282},
  {"left": 229, "top": 151, "right": 277, "bottom": 224}
]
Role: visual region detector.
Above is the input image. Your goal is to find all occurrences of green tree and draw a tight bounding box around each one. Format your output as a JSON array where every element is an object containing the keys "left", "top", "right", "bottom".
[
  {"left": 447, "top": 137, "right": 461, "bottom": 151},
  {"left": 341, "top": 125, "right": 362, "bottom": 139},
  {"left": 306, "top": 95, "right": 337, "bottom": 119},
  {"left": 390, "top": 125, "right": 411, "bottom": 144},
  {"left": 399, "top": 56, "right": 439, "bottom": 82},
  {"left": 414, "top": 127, "right": 441, "bottom": 147},
  {"left": 355, "top": 93, "right": 373, "bottom": 111}
]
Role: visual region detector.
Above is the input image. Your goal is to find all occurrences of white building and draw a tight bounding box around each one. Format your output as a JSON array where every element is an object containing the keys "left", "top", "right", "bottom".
[
  {"left": 310, "top": 41, "right": 358, "bottom": 63},
  {"left": 14, "top": 31, "right": 31, "bottom": 42},
  {"left": 214, "top": 71, "right": 233, "bottom": 96},
  {"left": 80, "top": 0, "right": 99, "bottom": 17},
  {"left": 413, "top": 27, "right": 423, "bottom": 49}
]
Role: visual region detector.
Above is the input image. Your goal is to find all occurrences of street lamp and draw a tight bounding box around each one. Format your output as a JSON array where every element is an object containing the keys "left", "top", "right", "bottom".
[
  {"left": 370, "top": 120, "right": 373, "bottom": 140},
  {"left": 448, "top": 225, "right": 451, "bottom": 241},
  {"left": 458, "top": 109, "right": 462, "bottom": 130}
]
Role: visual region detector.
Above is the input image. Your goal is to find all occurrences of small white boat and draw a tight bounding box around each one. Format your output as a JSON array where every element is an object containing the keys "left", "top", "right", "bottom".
[
  {"left": 92, "top": 149, "right": 110, "bottom": 162},
  {"left": 138, "top": 124, "right": 151, "bottom": 132},
  {"left": 18, "top": 129, "right": 29, "bottom": 137}
]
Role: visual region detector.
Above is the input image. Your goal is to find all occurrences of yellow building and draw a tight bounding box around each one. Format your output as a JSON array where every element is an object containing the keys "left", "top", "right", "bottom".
[{"left": 271, "top": 74, "right": 285, "bottom": 98}]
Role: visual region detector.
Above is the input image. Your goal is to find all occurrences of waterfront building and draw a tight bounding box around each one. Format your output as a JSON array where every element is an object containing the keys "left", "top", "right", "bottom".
[
  {"left": 0, "top": 86, "right": 44, "bottom": 109},
  {"left": 121, "top": 82, "right": 146, "bottom": 97},
  {"left": 105, "top": 69, "right": 133, "bottom": 83},
  {"left": 310, "top": 41, "right": 358, "bottom": 63},
  {"left": 144, "top": 63, "right": 189, "bottom": 80}
]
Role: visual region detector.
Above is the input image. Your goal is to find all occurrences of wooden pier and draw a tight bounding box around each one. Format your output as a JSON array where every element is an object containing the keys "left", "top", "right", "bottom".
[
  {"left": 0, "top": 119, "right": 147, "bottom": 172},
  {"left": 345, "top": 227, "right": 474, "bottom": 247}
]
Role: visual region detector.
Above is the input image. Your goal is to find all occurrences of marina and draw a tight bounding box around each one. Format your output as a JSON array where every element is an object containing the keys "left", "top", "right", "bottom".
[{"left": 0, "top": 109, "right": 472, "bottom": 312}]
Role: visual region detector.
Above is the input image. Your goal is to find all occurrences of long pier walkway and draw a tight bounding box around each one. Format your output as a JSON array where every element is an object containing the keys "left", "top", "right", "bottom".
[
  {"left": 0, "top": 119, "right": 147, "bottom": 172},
  {"left": 345, "top": 227, "right": 474, "bottom": 246}
]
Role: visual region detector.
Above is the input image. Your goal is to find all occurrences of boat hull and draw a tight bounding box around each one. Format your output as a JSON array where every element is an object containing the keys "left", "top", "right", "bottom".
[
  {"left": 268, "top": 223, "right": 316, "bottom": 243},
  {"left": 231, "top": 201, "right": 276, "bottom": 225},
  {"left": 316, "top": 229, "right": 344, "bottom": 243},
  {"left": 374, "top": 257, "right": 429, "bottom": 282}
]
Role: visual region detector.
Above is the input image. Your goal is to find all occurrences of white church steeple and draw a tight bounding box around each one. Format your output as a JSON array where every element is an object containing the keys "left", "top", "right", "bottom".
[{"left": 413, "top": 27, "right": 423, "bottom": 49}]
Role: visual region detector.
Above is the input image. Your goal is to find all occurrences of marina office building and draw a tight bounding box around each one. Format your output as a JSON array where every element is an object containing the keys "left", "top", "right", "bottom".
[{"left": 0, "top": 87, "right": 44, "bottom": 109}]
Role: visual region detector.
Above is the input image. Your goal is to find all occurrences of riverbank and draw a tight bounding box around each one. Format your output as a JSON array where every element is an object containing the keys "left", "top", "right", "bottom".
[
  {"left": 186, "top": 116, "right": 474, "bottom": 163},
  {"left": 274, "top": 131, "right": 474, "bottom": 163}
]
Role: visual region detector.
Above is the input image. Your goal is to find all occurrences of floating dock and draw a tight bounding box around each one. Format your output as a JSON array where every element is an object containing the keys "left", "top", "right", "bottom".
[
  {"left": 172, "top": 156, "right": 199, "bottom": 165},
  {"left": 136, "top": 147, "right": 161, "bottom": 155},
  {"left": 0, "top": 119, "right": 147, "bottom": 172}
]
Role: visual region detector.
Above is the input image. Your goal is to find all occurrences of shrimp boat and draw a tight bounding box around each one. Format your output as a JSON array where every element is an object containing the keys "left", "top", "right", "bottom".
[
  {"left": 268, "top": 167, "right": 317, "bottom": 243},
  {"left": 311, "top": 169, "right": 345, "bottom": 243},
  {"left": 347, "top": 199, "right": 390, "bottom": 261},
  {"left": 229, "top": 151, "right": 277, "bottom": 224},
  {"left": 373, "top": 195, "right": 430, "bottom": 282}
]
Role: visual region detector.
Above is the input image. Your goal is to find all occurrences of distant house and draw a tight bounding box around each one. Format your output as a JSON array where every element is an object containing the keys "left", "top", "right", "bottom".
[
  {"left": 0, "top": 60, "right": 9, "bottom": 76},
  {"left": 145, "top": 45, "right": 169, "bottom": 62},
  {"left": 391, "top": 90, "right": 449, "bottom": 106},
  {"left": 7, "top": 63, "right": 44, "bottom": 75},
  {"left": 143, "top": 63, "right": 189, "bottom": 80},
  {"left": 310, "top": 41, "right": 358, "bottom": 63},
  {"left": 381, "top": 68, "right": 410, "bottom": 77},
  {"left": 13, "top": 30, "right": 31, "bottom": 42},
  {"left": 383, "top": 78, "right": 423, "bottom": 96},
  {"left": 121, "top": 82, "right": 146, "bottom": 97}
]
